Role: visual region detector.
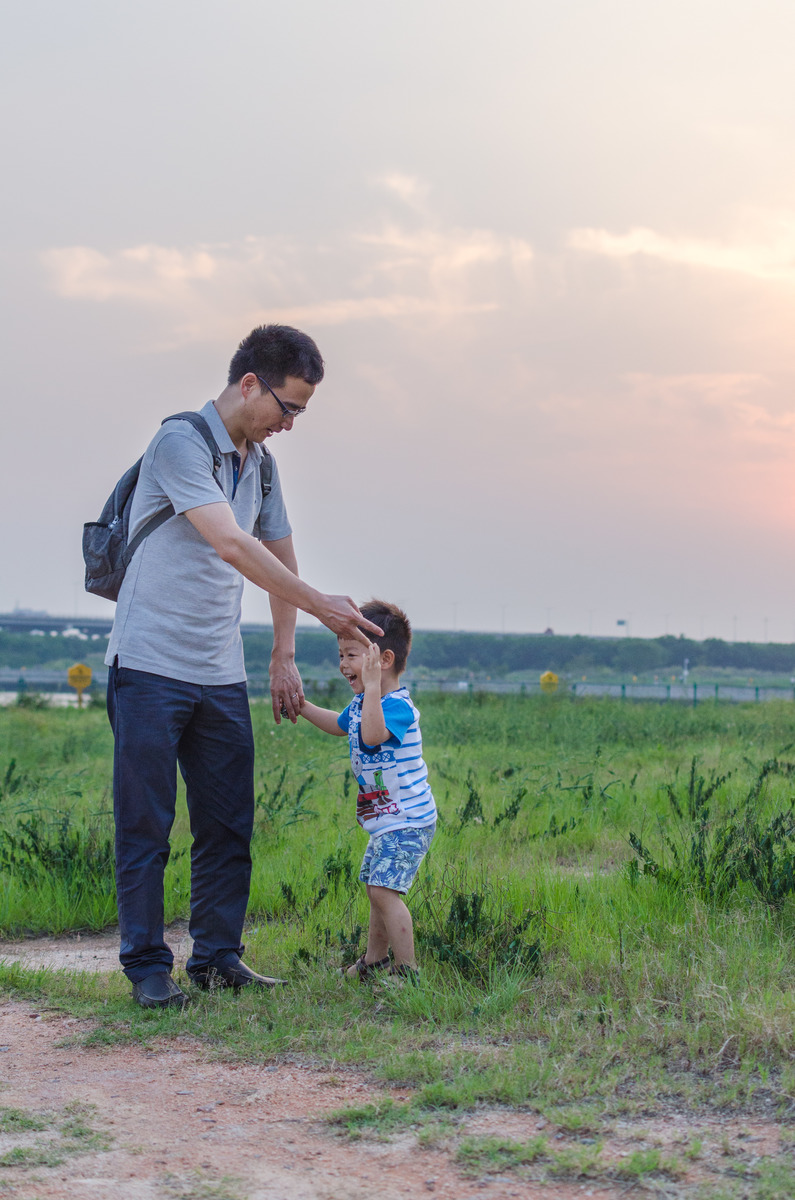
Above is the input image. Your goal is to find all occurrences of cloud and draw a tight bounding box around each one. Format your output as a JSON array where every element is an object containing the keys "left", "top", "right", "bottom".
[
  {"left": 40, "top": 212, "right": 533, "bottom": 344},
  {"left": 568, "top": 218, "right": 795, "bottom": 282},
  {"left": 359, "top": 225, "right": 532, "bottom": 276},
  {"left": 374, "top": 172, "right": 430, "bottom": 213},
  {"left": 40, "top": 244, "right": 218, "bottom": 304},
  {"left": 624, "top": 371, "right": 795, "bottom": 449}
]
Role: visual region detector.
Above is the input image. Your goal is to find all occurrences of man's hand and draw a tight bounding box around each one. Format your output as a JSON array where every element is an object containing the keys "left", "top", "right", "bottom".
[
  {"left": 316, "top": 596, "right": 383, "bottom": 645},
  {"left": 270, "top": 656, "right": 304, "bottom": 725}
]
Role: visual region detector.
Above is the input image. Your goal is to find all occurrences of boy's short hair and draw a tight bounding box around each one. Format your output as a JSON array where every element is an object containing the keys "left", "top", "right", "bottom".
[
  {"left": 359, "top": 600, "right": 412, "bottom": 674},
  {"left": 228, "top": 324, "right": 325, "bottom": 387}
]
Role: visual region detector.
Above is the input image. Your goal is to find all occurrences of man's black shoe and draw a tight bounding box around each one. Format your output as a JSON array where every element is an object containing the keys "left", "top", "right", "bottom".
[
  {"left": 131, "top": 971, "right": 188, "bottom": 1010},
  {"left": 188, "top": 958, "right": 286, "bottom": 991}
]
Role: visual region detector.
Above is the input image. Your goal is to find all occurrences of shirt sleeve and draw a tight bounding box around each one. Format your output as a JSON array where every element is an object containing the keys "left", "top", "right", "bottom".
[
  {"left": 337, "top": 703, "right": 352, "bottom": 732},
  {"left": 149, "top": 430, "right": 226, "bottom": 515},
  {"left": 256, "top": 452, "right": 292, "bottom": 542},
  {"left": 380, "top": 696, "right": 414, "bottom": 745}
]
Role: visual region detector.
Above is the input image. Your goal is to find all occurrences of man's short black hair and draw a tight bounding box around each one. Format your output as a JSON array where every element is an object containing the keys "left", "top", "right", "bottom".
[
  {"left": 228, "top": 324, "right": 325, "bottom": 387},
  {"left": 359, "top": 600, "right": 412, "bottom": 675}
]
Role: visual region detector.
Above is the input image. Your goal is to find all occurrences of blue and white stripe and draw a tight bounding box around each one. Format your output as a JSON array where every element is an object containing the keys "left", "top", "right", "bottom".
[{"left": 341, "top": 685, "right": 437, "bottom": 835}]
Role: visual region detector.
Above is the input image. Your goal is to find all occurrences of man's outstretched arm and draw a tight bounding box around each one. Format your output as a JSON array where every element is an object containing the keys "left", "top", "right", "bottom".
[{"left": 184, "top": 502, "right": 382, "bottom": 644}]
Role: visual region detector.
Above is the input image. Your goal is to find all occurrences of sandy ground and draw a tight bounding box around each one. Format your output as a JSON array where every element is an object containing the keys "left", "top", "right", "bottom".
[{"left": 0, "top": 931, "right": 791, "bottom": 1199}]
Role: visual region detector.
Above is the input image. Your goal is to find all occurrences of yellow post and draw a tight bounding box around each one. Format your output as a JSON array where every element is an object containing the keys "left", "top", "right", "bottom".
[{"left": 67, "top": 663, "right": 93, "bottom": 709}]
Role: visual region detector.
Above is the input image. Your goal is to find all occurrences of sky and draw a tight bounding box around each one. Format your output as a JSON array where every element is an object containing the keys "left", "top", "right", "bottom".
[{"left": 2, "top": 0, "right": 795, "bottom": 642}]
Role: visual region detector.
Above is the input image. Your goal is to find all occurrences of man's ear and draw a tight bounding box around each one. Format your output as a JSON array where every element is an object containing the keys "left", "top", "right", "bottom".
[
  {"left": 236, "top": 369, "right": 261, "bottom": 398},
  {"left": 380, "top": 648, "right": 396, "bottom": 670}
]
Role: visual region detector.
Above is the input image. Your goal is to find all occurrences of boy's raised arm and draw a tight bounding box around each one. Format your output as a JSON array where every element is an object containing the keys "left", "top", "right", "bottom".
[{"left": 299, "top": 699, "right": 347, "bottom": 737}]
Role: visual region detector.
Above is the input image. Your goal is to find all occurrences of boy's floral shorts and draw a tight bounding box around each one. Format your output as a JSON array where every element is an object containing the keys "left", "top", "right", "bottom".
[{"left": 359, "top": 823, "right": 436, "bottom": 894}]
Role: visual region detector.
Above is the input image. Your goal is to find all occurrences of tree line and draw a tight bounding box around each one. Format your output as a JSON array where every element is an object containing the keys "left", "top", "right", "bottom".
[
  {"left": 2, "top": 629, "right": 794, "bottom": 677},
  {"left": 242, "top": 630, "right": 795, "bottom": 676}
]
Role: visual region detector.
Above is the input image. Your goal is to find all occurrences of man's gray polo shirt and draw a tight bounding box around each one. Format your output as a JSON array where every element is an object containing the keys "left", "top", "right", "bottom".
[{"left": 105, "top": 400, "right": 291, "bottom": 685}]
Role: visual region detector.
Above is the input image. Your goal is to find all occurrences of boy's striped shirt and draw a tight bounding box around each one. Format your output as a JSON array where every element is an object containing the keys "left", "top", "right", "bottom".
[{"left": 338, "top": 685, "right": 437, "bottom": 835}]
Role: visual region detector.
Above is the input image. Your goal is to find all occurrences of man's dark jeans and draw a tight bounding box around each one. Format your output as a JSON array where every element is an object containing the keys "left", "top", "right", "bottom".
[{"left": 107, "top": 663, "right": 255, "bottom": 983}]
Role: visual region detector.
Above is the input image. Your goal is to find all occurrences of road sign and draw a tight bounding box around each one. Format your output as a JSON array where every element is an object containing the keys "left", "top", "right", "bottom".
[
  {"left": 539, "top": 671, "right": 559, "bottom": 693},
  {"left": 67, "top": 663, "right": 93, "bottom": 707}
]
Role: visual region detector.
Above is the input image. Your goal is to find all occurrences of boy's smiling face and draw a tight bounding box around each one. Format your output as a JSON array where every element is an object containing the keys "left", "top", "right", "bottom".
[{"left": 338, "top": 638, "right": 368, "bottom": 692}]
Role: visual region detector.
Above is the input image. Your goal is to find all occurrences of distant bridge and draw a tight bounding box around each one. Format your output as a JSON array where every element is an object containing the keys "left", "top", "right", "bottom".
[{"left": 0, "top": 613, "right": 274, "bottom": 637}]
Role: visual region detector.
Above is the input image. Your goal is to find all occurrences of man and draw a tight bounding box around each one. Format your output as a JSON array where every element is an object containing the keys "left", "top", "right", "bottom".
[{"left": 105, "top": 324, "right": 381, "bottom": 1009}]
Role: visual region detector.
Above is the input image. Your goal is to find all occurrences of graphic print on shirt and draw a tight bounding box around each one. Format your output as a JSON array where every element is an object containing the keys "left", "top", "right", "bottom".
[
  {"left": 354, "top": 761, "right": 404, "bottom": 826},
  {"left": 347, "top": 696, "right": 405, "bottom": 830}
]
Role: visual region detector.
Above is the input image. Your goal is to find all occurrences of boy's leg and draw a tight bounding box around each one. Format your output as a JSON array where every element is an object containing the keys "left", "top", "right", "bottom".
[
  {"left": 363, "top": 890, "right": 390, "bottom": 962},
  {"left": 358, "top": 824, "right": 436, "bottom": 969},
  {"left": 366, "top": 885, "right": 416, "bottom": 967},
  {"left": 344, "top": 838, "right": 390, "bottom": 976}
]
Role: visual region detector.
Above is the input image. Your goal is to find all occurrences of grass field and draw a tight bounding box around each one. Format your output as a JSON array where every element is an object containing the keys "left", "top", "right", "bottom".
[{"left": 2, "top": 691, "right": 795, "bottom": 1192}]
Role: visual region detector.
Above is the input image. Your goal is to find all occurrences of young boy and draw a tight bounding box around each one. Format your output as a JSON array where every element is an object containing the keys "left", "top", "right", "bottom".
[{"left": 299, "top": 600, "right": 436, "bottom": 981}]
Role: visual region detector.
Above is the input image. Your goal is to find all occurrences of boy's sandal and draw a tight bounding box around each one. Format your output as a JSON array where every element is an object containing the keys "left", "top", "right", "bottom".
[
  {"left": 344, "top": 954, "right": 391, "bottom": 982},
  {"left": 384, "top": 964, "right": 421, "bottom": 986}
]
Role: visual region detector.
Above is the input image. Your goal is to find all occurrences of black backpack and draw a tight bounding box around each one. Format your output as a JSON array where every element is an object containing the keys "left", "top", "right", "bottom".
[{"left": 83, "top": 411, "right": 272, "bottom": 601}]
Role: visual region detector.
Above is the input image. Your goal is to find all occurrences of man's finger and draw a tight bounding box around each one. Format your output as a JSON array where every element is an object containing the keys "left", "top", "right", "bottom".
[
  {"left": 279, "top": 687, "right": 303, "bottom": 724},
  {"left": 349, "top": 615, "right": 383, "bottom": 644},
  {"left": 349, "top": 628, "right": 370, "bottom": 646},
  {"left": 359, "top": 617, "right": 384, "bottom": 637},
  {"left": 320, "top": 596, "right": 384, "bottom": 644}
]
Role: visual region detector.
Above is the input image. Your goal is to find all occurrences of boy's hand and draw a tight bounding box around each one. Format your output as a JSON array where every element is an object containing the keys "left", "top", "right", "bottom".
[{"left": 361, "top": 641, "right": 382, "bottom": 689}]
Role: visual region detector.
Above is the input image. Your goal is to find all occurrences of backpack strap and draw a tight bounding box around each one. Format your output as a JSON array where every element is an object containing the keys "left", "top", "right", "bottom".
[
  {"left": 122, "top": 412, "right": 224, "bottom": 566},
  {"left": 162, "top": 411, "right": 223, "bottom": 474},
  {"left": 255, "top": 446, "right": 273, "bottom": 540}
]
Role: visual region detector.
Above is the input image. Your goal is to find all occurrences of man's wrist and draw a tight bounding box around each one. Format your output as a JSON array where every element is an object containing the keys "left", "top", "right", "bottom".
[{"left": 270, "top": 648, "right": 296, "bottom": 664}]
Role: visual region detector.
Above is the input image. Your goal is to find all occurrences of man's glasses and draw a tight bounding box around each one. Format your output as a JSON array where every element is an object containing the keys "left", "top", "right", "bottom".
[{"left": 256, "top": 374, "right": 307, "bottom": 419}]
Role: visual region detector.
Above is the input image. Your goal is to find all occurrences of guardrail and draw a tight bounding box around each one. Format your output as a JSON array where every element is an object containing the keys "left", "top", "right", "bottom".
[{"left": 3, "top": 670, "right": 794, "bottom": 705}]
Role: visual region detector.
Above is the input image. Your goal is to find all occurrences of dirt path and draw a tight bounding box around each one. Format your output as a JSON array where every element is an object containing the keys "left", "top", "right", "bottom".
[{"left": 0, "top": 932, "right": 789, "bottom": 1199}]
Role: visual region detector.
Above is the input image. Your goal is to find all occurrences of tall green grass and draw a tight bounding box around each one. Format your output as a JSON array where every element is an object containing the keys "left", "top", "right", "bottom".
[{"left": 3, "top": 694, "right": 795, "bottom": 1111}]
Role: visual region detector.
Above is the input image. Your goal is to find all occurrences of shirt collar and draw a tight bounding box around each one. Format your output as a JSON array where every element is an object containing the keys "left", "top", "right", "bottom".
[{"left": 199, "top": 399, "right": 264, "bottom": 462}]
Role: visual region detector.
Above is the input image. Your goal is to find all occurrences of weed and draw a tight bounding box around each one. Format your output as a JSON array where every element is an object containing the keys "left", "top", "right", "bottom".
[
  {"left": 0, "top": 1107, "right": 49, "bottom": 1133},
  {"left": 457, "top": 771, "right": 484, "bottom": 827},
  {"left": 161, "top": 1170, "right": 245, "bottom": 1200},
  {"left": 321, "top": 921, "right": 364, "bottom": 965},
  {"left": 749, "top": 1158, "right": 795, "bottom": 1199},
  {"left": 0, "top": 1144, "right": 66, "bottom": 1168},
  {"left": 327, "top": 1099, "right": 410, "bottom": 1138},
  {"left": 413, "top": 866, "right": 542, "bottom": 981},
  {"left": 320, "top": 846, "right": 355, "bottom": 891},
  {"left": 60, "top": 1102, "right": 110, "bottom": 1149},
  {"left": 613, "top": 1147, "right": 682, "bottom": 1180},
  {"left": 0, "top": 1101, "right": 110, "bottom": 1170},
  {"left": 548, "top": 1143, "right": 601, "bottom": 1177},
  {"left": 456, "top": 1134, "right": 546, "bottom": 1176},
  {"left": 279, "top": 880, "right": 299, "bottom": 911},
  {"left": 532, "top": 812, "right": 578, "bottom": 839},
  {"left": 629, "top": 755, "right": 795, "bottom": 904},
  {"left": 255, "top": 764, "right": 318, "bottom": 829},
  {"left": 0, "top": 759, "right": 25, "bottom": 802},
  {"left": 0, "top": 809, "right": 114, "bottom": 887},
  {"left": 493, "top": 786, "right": 527, "bottom": 827}
]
